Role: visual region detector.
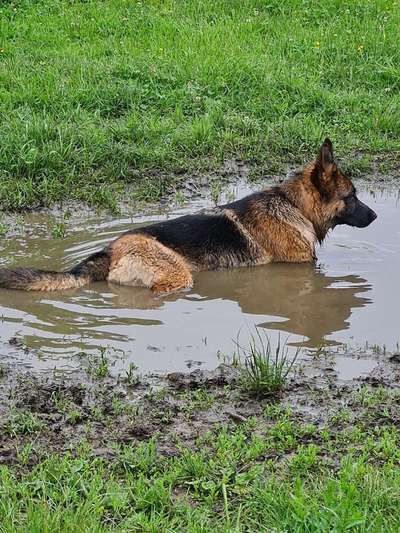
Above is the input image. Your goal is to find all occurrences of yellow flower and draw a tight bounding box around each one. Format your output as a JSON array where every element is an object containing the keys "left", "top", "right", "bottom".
[
  {"left": 357, "top": 44, "right": 364, "bottom": 53},
  {"left": 0, "top": 48, "right": 4, "bottom": 53},
  {"left": 315, "top": 41, "right": 320, "bottom": 48}
]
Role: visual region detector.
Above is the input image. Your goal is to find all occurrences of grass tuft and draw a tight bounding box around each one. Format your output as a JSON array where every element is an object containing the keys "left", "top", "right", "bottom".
[
  {"left": 236, "top": 329, "right": 298, "bottom": 396},
  {"left": 4, "top": 410, "right": 44, "bottom": 436}
]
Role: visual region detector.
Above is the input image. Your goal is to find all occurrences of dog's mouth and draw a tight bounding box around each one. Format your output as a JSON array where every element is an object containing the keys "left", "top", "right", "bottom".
[{"left": 333, "top": 199, "right": 377, "bottom": 228}]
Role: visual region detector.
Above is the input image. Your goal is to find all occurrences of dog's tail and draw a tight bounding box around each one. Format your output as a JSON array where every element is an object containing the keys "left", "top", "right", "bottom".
[{"left": 0, "top": 250, "right": 110, "bottom": 291}]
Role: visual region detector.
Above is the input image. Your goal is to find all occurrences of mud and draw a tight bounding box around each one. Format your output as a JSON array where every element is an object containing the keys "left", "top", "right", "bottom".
[{"left": 1, "top": 349, "right": 400, "bottom": 469}]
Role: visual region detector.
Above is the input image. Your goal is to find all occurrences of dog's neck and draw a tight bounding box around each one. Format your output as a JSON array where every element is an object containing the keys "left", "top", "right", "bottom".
[{"left": 280, "top": 166, "right": 332, "bottom": 243}]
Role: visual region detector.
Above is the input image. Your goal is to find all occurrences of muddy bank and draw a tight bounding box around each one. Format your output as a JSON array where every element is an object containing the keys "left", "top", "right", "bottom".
[
  {"left": 1, "top": 354, "right": 400, "bottom": 470},
  {"left": 1, "top": 151, "right": 399, "bottom": 216}
]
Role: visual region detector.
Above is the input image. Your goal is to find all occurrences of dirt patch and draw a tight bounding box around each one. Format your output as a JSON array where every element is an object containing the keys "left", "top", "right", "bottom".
[{"left": 1, "top": 355, "right": 399, "bottom": 470}]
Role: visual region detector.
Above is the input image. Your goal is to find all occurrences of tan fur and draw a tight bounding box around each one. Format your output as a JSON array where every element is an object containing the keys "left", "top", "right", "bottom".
[
  {"left": 254, "top": 216, "right": 316, "bottom": 263},
  {"left": 107, "top": 234, "right": 193, "bottom": 293},
  {"left": 241, "top": 196, "right": 317, "bottom": 263},
  {"left": 0, "top": 269, "right": 89, "bottom": 291},
  {"left": 29, "top": 273, "right": 88, "bottom": 291}
]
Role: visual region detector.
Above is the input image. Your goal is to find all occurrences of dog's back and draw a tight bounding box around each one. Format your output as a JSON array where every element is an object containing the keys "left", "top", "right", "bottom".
[{"left": 129, "top": 201, "right": 266, "bottom": 270}]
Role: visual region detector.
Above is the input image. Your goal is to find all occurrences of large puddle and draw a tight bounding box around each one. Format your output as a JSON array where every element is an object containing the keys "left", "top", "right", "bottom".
[{"left": 0, "top": 181, "right": 399, "bottom": 377}]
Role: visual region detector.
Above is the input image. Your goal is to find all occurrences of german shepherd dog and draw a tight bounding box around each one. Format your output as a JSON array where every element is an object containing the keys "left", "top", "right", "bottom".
[{"left": 0, "top": 139, "right": 377, "bottom": 294}]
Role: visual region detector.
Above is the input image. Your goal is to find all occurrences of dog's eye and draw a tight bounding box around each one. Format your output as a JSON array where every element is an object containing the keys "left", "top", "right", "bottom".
[{"left": 344, "top": 195, "right": 356, "bottom": 207}]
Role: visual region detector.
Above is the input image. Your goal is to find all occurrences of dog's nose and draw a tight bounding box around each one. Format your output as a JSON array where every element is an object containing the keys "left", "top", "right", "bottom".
[{"left": 370, "top": 210, "right": 377, "bottom": 221}]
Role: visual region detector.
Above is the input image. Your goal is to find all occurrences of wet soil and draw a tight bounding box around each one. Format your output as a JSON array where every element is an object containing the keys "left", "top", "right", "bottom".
[{"left": 1, "top": 352, "right": 400, "bottom": 469}]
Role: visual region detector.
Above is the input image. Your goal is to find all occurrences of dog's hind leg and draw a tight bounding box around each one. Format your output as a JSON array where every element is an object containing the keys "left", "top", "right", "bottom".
[{"left": 107, "top": 234, "right": 193, "bottom": 294}]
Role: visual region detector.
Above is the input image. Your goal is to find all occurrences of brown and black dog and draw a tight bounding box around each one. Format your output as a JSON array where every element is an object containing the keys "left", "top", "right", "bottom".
[{"left": 0, "top": 139, "right": 377, "bottom": 294}]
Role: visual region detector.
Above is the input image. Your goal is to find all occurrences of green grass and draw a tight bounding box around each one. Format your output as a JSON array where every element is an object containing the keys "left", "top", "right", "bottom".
[
  {"left": 2, "top": 373, "right": 400, "bottom": 531},
  {"left": 0, "top": 0, "right": 399, "bottom": 210},
  {"left": 2, "top": 414, "right": 400, "bottom": 531},
  {"left": 237, "top": 330, "right": 298, "bottom": 396},
  {"left": 4, "top": 410, "right": 45, "bottom": 436}
]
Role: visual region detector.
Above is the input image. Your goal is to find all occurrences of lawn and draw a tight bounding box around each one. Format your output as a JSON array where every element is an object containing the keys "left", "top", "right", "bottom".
[
  {"left": 0, "top": 0, "right": 399, "bottom": 210},
  {"left": 2, "top": 435, "right": 400, "bottom": 532}
]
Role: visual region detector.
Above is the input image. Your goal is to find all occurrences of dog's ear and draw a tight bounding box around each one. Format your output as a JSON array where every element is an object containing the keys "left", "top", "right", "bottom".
[
  {"left": 311, "top": 138, "right": 337, "bottom": 199},
  {"left": 318, "top": 138, "right": 334, "bottom": 170}
]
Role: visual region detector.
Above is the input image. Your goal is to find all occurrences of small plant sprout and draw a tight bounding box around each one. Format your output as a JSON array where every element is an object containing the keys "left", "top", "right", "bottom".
[
  {"left": 0, "top": 220, "right": 6, "bottom": 237},
  {"left": 124, "top": 362, "right": 139, "bottom": 386},
  {"left": 86, "top": 347, "right": 111, "bottom": 379},
  {"left": 66, "top": 409, "right": 83, "bottom": 425},
  {"left": 210, "top": 182, "right": 222, "bottom": 204},
  {"left": 4, "top": 410, "right": 44, "bottom": 436},
  {"left": 50, "top": 220, "right": 67, "bottom": 239},
  {"left": 174, "top": 190, "right": 186, "bottom": 205},
  {"left": 235, "top": 329, "right": 299, "bottom": 397}
]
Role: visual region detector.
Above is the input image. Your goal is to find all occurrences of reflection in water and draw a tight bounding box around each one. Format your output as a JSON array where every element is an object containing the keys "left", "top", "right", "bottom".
[
  {"left": 101, "top": 265, "right": 370, "bottom": 348},
  {"left": 0, "top": 185, "right": 399, "bottom": 374},
  {"left": 191, "top": 265, "right": 371, "bottom": 347}
]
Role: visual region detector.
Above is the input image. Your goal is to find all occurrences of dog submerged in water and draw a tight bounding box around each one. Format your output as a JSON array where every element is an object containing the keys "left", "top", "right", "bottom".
[{"left": 0, "top": 139, "right": 377, "bottom": 294}]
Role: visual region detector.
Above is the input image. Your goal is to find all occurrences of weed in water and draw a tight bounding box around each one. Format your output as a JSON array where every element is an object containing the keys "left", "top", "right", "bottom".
[
  {"left": 50, "top": 221, "right": 67, "bottom": 239},
  {"left": 217, "top": 349, "right": 240, "bottom": 367},
  {"left": 236, "top": 330, "right": 299, "bottom": 397},
  {"left": 86, "top": 348, "right": 110, "bottom": 379},
  {"left": 124, "top": 362, "right": 139, "bottom": 386},
  {"left": 210, "top": 182, "right": 222, "bottom": 204},
  {"left": 173, "top": 190, "right": 186, "bottom": 206}
]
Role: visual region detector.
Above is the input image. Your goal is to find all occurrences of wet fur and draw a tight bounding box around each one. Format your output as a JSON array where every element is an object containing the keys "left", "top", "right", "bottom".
[{"left": 0, "top": 140, "right": 376, "bottom": 293}]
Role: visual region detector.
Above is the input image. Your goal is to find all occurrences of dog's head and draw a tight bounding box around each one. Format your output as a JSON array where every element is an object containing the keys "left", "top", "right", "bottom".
[{"left": 310, "top": 138, "right": 377, "bottom": 229}]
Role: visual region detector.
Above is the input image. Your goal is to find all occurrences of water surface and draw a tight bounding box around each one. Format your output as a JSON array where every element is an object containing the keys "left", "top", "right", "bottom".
[{"left": 0, "top": 182, "right": 399, "bottom": 377}]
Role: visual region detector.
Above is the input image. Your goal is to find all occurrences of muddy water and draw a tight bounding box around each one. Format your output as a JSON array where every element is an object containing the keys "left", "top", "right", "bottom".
[{"left": 0, "top": 182, "right": 399, "bottom": 378}]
